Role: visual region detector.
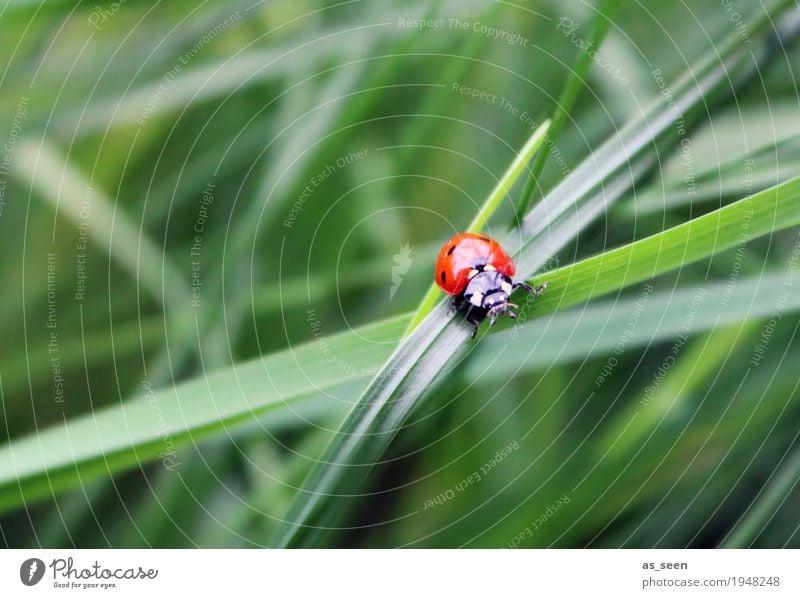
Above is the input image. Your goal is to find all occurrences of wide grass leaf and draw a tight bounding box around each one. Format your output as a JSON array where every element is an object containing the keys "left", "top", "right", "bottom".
[
  {"left": 0, "top": 316, "right": 407, "bottom": 513},
  {"left": 522, "top": 175, "right": 800, "bottom": 319}
]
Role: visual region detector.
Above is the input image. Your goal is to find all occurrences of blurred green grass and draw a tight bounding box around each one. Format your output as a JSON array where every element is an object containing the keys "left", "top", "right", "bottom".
[{"left": 1, "top": 0, "right": 800, "bottom": 548}]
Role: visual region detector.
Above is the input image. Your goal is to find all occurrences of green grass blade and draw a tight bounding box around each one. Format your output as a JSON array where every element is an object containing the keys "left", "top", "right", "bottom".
[
  {"left": 721, "top": 444, "right": 800, "bottom": 547},
  {"left": 598, "top": 323, "right": 759, "bottom": 460},
  {"left": 522, "top": 175, "right": 800, "bottom": 320},
  {"left": 467, "top": 121, "right": 552, "bottom": 233},
  {"left": 511, "top": 0, "right": 622, "bottom": 224},
  {"left": 472, "top": 270, "right": 800, "bottom": 378},
  {"left": 14, "top": 139, "right": 187, "bottom": 308},
  {"left": 0, "top": 315, "right": 408, "bottom": 513}
]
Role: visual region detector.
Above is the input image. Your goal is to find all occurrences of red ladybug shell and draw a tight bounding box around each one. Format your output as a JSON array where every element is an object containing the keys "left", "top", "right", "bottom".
[{"left": 435, "top": 232, "right": 516, "bottom": 295}]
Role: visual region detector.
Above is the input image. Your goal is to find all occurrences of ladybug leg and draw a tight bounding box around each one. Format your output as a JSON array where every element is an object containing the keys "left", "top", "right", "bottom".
[
  {"left": 514, "top": 281, "right": 547, "bottom": 297},
  {"left": 515, "top": 281, "right": 533, "bottom": 293},
  {"left": 467, "top": 315, "right": 480, "bottom": 338},
  {"left": 447, "top": 295, "right": 460, "bottom": 316},
  {"left": 488, "top": 305, "right": 518, "bottom": 324},
  {"left": 488, "top": 305, "right": 508, "bottom": 327},
  {"left": 464, "top": 306, "right": 481, "bottom": 338},
  {"left": 504, "top": 302, "right": 519, "bottom": 320}
]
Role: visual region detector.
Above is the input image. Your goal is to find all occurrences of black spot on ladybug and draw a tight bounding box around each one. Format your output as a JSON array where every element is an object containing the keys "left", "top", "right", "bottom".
[
  {"left": 479, "top": 236, "right": 491, "bottom": 242},
  {"left": 440, "top": 271, "right": 447, "bottom": 284},
  {"left": 447, "top": 245, "right": 456, "bottom": 256}
]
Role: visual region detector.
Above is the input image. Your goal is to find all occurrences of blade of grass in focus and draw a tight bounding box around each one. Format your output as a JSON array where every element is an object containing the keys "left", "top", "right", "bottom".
[
  {"left": 471, "top": 271, "right": 800, "bottom": 379},
  {"left": 520, "top": 175, "right": 800, "bottom": 321}
]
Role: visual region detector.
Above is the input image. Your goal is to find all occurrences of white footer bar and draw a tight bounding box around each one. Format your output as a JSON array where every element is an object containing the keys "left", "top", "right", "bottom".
[{"left": 1, "top": 549, "right": 796, "bottom": 597}]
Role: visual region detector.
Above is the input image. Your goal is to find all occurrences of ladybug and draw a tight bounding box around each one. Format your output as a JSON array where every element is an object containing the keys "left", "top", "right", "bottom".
[{"left": 435, "top": 232, "right": 546, "bottom": 337}]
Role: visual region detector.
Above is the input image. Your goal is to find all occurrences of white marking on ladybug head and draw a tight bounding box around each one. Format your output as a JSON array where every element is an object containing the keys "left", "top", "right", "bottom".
[
  {"left": 484, "top": 264, "right": 496, "bottom": 271},
  {"left": 468, "top": 268, "right": 479, "bottom": 279},
  {"left": 501, "top": 280, "right": 512, "bottom": 294},
  {"left": 468, "top": 292, "right": 483, "bottom": 307}
]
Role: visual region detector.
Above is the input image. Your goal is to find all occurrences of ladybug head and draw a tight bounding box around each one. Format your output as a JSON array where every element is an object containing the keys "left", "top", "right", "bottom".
[{"left": 464, "top": 269, "right": 517, "bottom": 320}]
